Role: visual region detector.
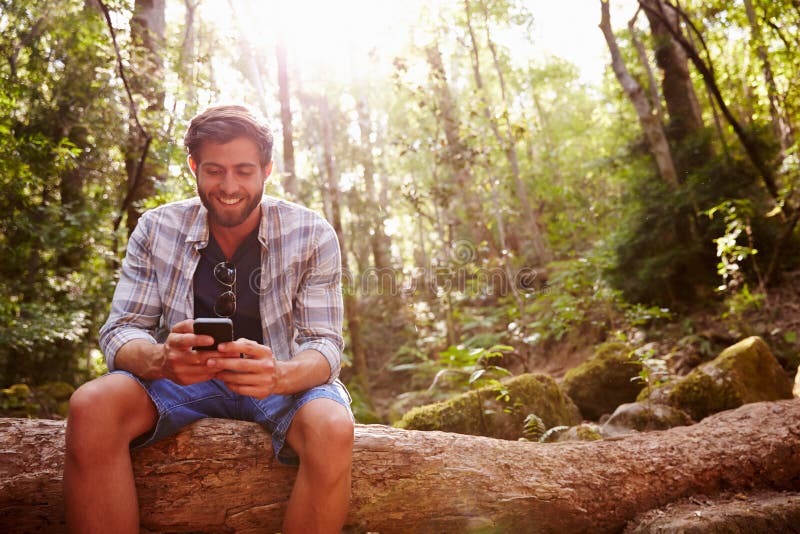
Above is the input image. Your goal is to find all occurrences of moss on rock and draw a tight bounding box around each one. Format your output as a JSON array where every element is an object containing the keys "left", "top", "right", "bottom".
[
  {"left": 394, "top": 373, "right": 581, "bottom": 440},
  {"left": 562, "top": 342, "right": 645, "bottom": 420},
  {"left": 646, "top": 336, "right": 793, "bottom": 421},
  {"left": 556, "top": 423, "right": 603, "bottom": 442}
]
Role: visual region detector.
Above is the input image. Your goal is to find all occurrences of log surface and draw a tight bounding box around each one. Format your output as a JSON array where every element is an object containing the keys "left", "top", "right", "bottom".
[{"left": 1, "top": 398, "right": 799, "bottom": 533}]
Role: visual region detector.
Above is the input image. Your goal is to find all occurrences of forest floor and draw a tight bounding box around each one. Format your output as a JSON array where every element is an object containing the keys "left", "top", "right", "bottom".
[{"left": 367, "top": 268, "right": 800, "bottom": 424}]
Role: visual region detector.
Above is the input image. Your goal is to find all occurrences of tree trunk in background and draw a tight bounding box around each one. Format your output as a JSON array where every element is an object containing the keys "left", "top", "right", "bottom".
[
  {"left": 319, "top": 96, "right": 369, "bottom": 391},
  {"left": 629, "top": 8, "right": 664, "bottom": 122},
  {"left": 226, "top": 1, "right": 268, "bottom": 116},
  {"left": 639, "top": 1, "right": 784, "bottom": 208},
  {"left": 3, "top": 400, "right": 800, "bottom": 533},
  {"left": 600, "top": 0, "right": 679, "bottom": 189},
  {"left": 464, "top": 0, "right": 551, "bottom": 265},
  {"left": 424, "top": 40, "right": 497, "bottom": 255},
  {"left": 356, "top": 98, "right": 392, "bottom": 273},
  {"left": 179, "top": 0, "right": 199, "bottom": 103},
  {"left": 743, "top": 0, "right": 793, "bottom": 155},
  {"left": 640, "top": 0, "right": 704, "bottom": 148},
  {"left": 276, "top": 39, "right": 298, "bottom": 200},
  {"left": 125, "top": 0, "right": 165, "bottom": 235}
]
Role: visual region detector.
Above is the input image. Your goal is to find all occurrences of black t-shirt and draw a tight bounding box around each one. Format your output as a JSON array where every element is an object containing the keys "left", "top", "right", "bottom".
[{"left": 193, "top": 227, "right": 263, "bottom": 344}]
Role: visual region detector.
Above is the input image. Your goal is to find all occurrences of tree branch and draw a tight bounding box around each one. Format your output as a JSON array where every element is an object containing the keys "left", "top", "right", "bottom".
[{"left": 95, "top": 0, "right": 153, "bottom": 234}]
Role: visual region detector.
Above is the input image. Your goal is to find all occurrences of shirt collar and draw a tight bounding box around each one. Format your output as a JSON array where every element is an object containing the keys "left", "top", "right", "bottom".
[
  {"left": 186, "top": 198, "right": 209, "bottom": 248},
  {"left": 184, "top": 196, "right": 273, "bottom": 250}
]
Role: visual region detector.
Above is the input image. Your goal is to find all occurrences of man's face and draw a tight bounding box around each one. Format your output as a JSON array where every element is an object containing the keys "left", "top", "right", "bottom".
[{"left": 191, "top": 137, "right": 272, "bottom": 229}]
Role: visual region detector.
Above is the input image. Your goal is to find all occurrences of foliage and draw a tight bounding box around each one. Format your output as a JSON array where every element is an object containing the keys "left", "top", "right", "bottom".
[
  {"left": 628, "top": 343, "right": 669, "bottom": 395},
  {"left": 704, "top": 199, "right": 761, "bottom": 291},
  {"left": 390, "top": 343, "right": 513, "bottom": 401}
]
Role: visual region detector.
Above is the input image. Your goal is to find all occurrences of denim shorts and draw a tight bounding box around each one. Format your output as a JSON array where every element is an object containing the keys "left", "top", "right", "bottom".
[{"left": 110, "top": 370, "right": 352, "bottom": 465}]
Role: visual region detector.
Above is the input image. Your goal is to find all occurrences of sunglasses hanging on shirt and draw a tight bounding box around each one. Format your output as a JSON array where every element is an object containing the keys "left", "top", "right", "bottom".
[{"left": 213, "top": 261, "right": 236, "bottom": 318}]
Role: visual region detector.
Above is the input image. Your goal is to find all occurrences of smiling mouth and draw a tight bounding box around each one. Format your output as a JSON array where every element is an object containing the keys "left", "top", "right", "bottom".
[{"left": 218, "top": 196, "right": 243, "bottom": 206}]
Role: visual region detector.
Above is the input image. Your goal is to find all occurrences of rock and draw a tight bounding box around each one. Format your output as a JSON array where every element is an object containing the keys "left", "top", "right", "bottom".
[
  {"left": 643, "top": 336, "right": 793, "bottom": 421},
  {"left": 556, "top": 423, "right": 603, "bottom": 442},
  {"left": 602, "top": 401, "right": 693, "bottom": 436},
  {"left": 395, "top": 373, "right": 581, "bottom": 440},
  {"left": 562, "top": 342, "right": 645, "bottom": 420}
]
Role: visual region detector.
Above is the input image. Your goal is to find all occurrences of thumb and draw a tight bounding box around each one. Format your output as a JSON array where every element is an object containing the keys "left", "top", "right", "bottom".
[{"left": 172, "top": 319, "right": 195, "bottom": 334}]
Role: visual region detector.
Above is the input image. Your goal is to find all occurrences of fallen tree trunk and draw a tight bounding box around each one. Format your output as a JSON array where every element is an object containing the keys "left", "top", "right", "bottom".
[{"left": 1, "top": 399, "right": 799, "bottom": 533}]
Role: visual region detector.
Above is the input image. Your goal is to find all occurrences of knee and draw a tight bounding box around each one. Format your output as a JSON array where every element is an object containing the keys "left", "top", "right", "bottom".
[
  {"left": 293, "top": 404, "right": 354, "bottom": 466},
  {"left": 66, "top": 376, "right": 149, "bottom": 455},
  {"left": 66, "top": 380, "right": 112, "bottom": 458},
  {"left": 320, "top": 410, "right": 355, "bottom": 455}
]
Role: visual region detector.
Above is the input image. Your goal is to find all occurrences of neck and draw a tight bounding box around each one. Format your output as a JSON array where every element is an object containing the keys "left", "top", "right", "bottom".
[{"left": 209, "top": 206, "right": 261, "bottom": 260}]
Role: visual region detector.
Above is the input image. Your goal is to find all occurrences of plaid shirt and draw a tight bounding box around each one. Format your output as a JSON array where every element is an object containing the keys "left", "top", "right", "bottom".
[{"left": 99, "top": 196, "right": 344, "bottom": 383}]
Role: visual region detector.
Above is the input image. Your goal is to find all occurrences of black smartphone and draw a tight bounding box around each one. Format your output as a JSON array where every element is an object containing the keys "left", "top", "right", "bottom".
[{"left": 193, "top": 317, "right": 233, "bottom": 351}]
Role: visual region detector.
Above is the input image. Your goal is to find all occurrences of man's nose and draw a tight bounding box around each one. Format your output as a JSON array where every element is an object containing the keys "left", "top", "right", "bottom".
[{"left": 219, "top": 171, "right": 238, "bottom": 193}]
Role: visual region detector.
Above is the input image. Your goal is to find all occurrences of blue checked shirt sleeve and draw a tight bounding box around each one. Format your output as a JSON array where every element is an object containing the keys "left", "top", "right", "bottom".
[
  {"left": 99, "top": 215, "right": 163, "bottom": 371},
  {"left": 293, "top": 220, "right": 345, "bottom": 383}
]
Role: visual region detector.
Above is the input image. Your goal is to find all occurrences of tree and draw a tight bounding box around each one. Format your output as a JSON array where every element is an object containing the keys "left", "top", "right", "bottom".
[
  {"left": 123, "top": 0, "right": 166, "bottom": 235},
  {"left": 3, "top": 399, "right": 800, "bottom": 532},
  {"left": 600, "top": 0, "right": 679, "bottom": 189}
]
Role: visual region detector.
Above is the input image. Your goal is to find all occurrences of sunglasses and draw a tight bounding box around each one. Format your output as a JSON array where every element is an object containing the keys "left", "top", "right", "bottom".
[{"left": 213, "top": 261, "right": 236, "bottom": 317}]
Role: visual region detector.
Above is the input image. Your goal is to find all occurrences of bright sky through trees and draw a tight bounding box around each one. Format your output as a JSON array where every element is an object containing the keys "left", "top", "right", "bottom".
[{"left": 194, "top": 0, "right": 639, "bottom": 99}]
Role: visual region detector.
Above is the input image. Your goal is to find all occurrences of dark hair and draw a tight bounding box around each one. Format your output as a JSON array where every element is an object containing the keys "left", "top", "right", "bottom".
[{"left": 183, "top": 104, "right": 274, "bottom": 166}]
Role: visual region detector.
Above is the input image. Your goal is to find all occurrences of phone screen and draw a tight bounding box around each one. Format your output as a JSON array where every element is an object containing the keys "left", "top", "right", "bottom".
[{"left": 193, "top": 318, "right": 233, "bottom": 351}]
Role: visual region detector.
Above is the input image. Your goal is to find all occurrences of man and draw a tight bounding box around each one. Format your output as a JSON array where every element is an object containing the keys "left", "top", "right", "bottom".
[{"left": 64, "top": 104, "right": 354, "bottom": 534}]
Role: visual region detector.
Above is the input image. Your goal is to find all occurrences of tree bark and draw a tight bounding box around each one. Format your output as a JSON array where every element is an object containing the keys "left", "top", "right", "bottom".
[
  {"left": 628, "top": 7, "right": 664, "bottom": 122},
  {"left": 2, "top": 399, "right": 800, "bottom": 533},
  {"left": 276, "top": 39, "right": 298, "bottom": 200},
  {"left": 640, "top": 0, "right": 704, "bottom": 144},
  {"left": 600, "top": 0, "right": 679, "bottom": 189}
]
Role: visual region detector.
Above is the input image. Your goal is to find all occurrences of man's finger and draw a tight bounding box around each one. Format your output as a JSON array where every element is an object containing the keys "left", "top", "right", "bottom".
[{"left": 217, "top": 338, "right": 273, "bottom": 360}]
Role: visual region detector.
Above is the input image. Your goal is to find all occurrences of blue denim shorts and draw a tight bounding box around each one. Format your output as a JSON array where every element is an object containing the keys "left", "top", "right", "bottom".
[{"left": 110, "top": 370, "right": 352, "bottom": 465}]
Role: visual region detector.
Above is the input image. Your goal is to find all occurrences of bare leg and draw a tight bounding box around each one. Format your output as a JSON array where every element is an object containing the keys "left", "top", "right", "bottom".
[
  {"left": 282, "top": 398, "right": 354, "bottom": 534},
  {"left": 64, "top": 374, "right": 158, "bottom": 534}
]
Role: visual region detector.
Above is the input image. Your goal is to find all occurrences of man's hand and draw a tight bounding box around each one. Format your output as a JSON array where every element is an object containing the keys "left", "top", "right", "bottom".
[
  {"left": 206, "top": 338, "right": 277, "bottom": 399},
  {"left": 159, "top": 319, "right": 224, "bottom": 385}
]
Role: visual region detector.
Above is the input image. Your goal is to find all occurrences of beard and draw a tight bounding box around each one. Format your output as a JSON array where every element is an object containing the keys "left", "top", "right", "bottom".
[{"left": 198, "top": 188, "right": 262, "bottom": 228}]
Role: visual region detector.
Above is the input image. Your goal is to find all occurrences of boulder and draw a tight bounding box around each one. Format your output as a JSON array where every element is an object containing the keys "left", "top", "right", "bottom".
[
  {"left": 602, "top": 401, "right": 693, "bottom": 436},
  {"left": 555, "top": 423, "right": 603, "bottom": 442},
  {"left": 395, "top": 373, "right": 581, "bottom": 440},
  {"left": 562, "top": 342, "right": 645, "bottom": 420},
  {"left": 643, "top": 336, "right": 793, "bottom": 421}
]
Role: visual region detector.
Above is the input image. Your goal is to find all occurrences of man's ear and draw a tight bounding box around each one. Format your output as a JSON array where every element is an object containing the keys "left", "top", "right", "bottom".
[
  {"left": 264, "top": 160, "right": 273, "bottom": 177},
  {"left": 187, "top": 155, "right": 198, "bottom": 177}
]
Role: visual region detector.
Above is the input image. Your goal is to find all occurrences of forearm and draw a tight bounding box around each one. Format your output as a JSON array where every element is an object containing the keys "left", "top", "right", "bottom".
[
  {"left": 114, "top": 339, "right": 167, "bottom": 380},
  {"left": 273, "top": 349, "right": 332, "bottom": 395}
]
